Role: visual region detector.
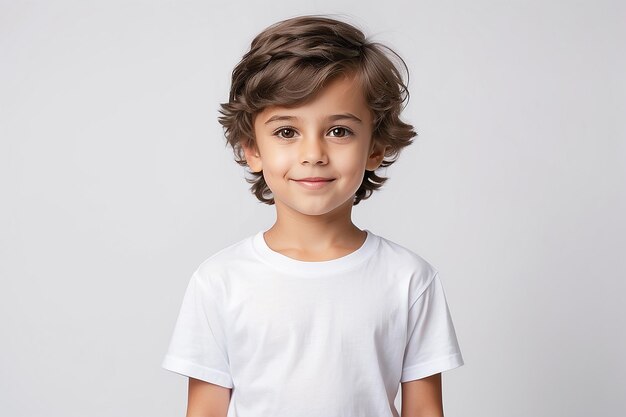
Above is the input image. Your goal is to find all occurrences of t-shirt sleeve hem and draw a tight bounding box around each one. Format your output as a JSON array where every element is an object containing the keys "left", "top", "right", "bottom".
[
  {"left": 161, "top": 355, "right": 234, "bottom": 388},
  {"left": 400, "top": 352, "right": 465, "bottom": 383}
]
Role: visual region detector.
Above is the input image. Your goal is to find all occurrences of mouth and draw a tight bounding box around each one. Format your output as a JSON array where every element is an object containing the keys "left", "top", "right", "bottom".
[
  {"left": 293, "top": 177, "right": 335, "bottom": 182},
  {"left": 292, "top": 177, "right": 335, "bottom": 189}
]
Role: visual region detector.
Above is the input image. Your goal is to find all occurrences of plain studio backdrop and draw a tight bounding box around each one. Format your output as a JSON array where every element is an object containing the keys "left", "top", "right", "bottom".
[{"left": 1, "top": 1, "right": 624, "bottom": 416}]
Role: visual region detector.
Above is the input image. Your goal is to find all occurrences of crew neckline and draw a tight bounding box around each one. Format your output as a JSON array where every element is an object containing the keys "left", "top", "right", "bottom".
[{"left": 250, "top": 229, "right": 379, "bottom": 276}]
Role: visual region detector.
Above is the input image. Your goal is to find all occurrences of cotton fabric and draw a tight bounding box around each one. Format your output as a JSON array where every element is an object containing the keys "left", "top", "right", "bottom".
[{"left": 162, "top": 229, "right": 464, "bottom": 417}]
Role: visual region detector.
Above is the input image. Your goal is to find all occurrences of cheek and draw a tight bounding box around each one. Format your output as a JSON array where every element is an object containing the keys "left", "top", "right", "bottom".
[
  {"left": 275, "top": 152, "right": 294, "bottom": 169},
  {"left": 260, "top": 149, "right": 293, "bottom": 188},
  {"left": 337, "top": 147, "right": 369, "bottom": 173}
]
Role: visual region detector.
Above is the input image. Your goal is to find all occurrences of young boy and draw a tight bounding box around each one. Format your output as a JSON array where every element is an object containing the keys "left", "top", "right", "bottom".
[{"left": 162, "top": 15, "right": 464, "bottom": 417}]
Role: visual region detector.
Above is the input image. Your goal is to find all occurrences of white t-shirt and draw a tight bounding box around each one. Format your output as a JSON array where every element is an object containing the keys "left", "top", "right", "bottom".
[{"left": 162, "top": 229, "right": 464, "bottom": 417}]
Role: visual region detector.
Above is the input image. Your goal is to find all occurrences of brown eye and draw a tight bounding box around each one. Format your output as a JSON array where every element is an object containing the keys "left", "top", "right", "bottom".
[
  {"left": 277, "top": 128, "right": 296, "bottom": 139},
  {"left": 329, "top": 127, "right": 352, "bottom": 137}
]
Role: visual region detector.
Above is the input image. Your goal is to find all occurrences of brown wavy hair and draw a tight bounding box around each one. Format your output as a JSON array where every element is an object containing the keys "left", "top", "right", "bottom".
[{"left": 218, "top": 15, "right": 417, "bottom": 205}]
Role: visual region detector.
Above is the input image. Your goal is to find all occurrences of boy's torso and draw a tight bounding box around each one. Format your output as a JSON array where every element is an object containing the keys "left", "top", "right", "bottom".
[{"left": 197, "top": 230, "right": 436, "bottom": 417}]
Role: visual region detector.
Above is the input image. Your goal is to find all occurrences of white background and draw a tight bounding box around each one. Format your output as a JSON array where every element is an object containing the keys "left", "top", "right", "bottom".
[{"left": 1, "top": 1, "right": 625, "bottom": 416}]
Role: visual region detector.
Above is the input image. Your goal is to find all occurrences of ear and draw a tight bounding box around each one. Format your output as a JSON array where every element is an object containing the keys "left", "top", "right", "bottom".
[
  {"left": 242, "top": 141, "right": 263, "bottom": 173},
  {"left": 365, "top": 139, "right": 389, "bottom": 171}
]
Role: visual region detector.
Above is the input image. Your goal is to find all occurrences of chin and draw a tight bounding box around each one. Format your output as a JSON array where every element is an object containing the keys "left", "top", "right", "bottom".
[
  {"left": 296, "top": 208, "right": 333, "bottom": 216},
  {"left": 282, "top": 202, "right": 333, "bottom": 217}
]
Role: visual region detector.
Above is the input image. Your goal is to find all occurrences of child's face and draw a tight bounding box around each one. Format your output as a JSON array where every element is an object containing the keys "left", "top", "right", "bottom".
[{"left": 243, "top": 73, "right": 387, "bottom": 217}]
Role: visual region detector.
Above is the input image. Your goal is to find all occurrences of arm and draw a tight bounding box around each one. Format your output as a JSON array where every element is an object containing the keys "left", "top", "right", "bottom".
[
  {"left": 186, "top": 377, "right": 232, "bottom": 417},
  {"left": 401, "top": 373, "right": 443, "bottom": 417}
]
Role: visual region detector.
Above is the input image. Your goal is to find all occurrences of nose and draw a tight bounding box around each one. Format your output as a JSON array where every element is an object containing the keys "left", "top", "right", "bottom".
[{"left": 299, "top": 135, "right": 328, "bottom": 165}]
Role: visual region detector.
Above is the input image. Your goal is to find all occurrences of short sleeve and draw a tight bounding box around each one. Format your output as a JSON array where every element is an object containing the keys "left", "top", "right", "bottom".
[
  {"left": 161, "top": 272, "right": 233, "bottom": 388},
  {"left": 401, "top": 272, "right": 464, "bottom": 382}
]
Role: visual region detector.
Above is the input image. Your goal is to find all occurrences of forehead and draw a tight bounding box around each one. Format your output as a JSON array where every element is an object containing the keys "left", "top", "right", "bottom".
[{"left": 254, "top": 74, "right": 372, "bottom": 126}]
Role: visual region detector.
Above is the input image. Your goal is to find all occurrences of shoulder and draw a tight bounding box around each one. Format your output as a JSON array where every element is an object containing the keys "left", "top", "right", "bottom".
[
  {"left": 192, "top": 232, "right": 257, "bottom": 287},
  {"left": 375, "top": 233, "right": 438, "bottom": 275},
  {"left": 373, "top": 232, "right": 439, "bottom": 301}
]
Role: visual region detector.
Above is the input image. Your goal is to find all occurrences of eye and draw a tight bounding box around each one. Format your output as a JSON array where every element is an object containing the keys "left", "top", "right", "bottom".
[
  {"left": 274, "top": 127, "right": 297, "bottom": 139},
  {"left": 328, "top": 127, "right": 353, "bottom": 138}
]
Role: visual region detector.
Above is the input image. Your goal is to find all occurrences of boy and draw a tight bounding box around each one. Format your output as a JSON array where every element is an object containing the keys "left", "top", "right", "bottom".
[{"left": 162, "top": 15, "right": 464, "bottom": 417}]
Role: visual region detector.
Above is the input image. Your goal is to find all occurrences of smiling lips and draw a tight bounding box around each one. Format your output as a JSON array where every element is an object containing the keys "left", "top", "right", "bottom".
[
  {"left": 296, "top": 177, "right": 334, "bottom": 182},
  {"left": 293, "top": 177, "right": 335, "bottom": 190}
]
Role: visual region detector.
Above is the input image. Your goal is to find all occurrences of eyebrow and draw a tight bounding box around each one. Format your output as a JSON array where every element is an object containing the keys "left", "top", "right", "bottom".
[{"left": 264, "top": 113, "right": 363, "bottom": 125}]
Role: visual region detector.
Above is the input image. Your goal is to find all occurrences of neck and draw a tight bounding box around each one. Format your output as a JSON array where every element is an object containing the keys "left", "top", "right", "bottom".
[{"left": 263, "top": 198, "right": 365, "bottom": 257}]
